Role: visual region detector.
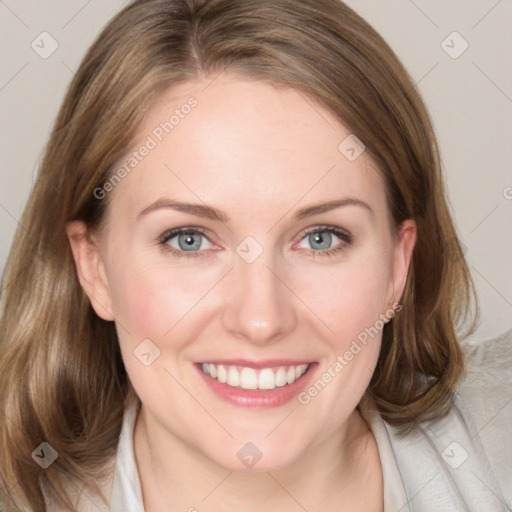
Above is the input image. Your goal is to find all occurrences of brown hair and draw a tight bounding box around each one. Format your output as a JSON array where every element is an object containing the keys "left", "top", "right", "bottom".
[{"left": 0, "top": 0, "right": 477, "bottom": 509}]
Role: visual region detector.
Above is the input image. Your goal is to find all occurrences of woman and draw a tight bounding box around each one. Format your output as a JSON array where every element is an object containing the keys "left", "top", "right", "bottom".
[{"left": 0, "top": 0, "right": 508, "bottom": 510}]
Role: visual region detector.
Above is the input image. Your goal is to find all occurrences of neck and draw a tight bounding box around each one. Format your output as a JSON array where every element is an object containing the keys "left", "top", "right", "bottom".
[{"left": 133, "top": 405, "right": 382, "bottom": 512}]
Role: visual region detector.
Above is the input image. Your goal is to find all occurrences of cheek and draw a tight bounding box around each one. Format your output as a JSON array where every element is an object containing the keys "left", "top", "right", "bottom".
[
  {"left": 109, "top": 265, "right": 171, "bottom": 338},
  {"left": 109, "top": 252, "right": 205, "bottom": 329},
  {"left": 301, "top": 256, "right": 392, "bottom": 343},
  {"left": 106, "top": 259, "right": 206, "bottom": 400},
  {"left": 294, "top": 258, "right": 391, "bottom": 422},
  {"left": 106, "top": 255, "right": 224, "bottom": 359}
]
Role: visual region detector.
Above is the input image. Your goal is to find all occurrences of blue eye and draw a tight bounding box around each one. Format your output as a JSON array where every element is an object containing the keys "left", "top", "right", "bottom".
[
  {"left": 158, "top": 225, "right": 352, "bottom": 259},
  {"left": 297, "top": 226, "right": 352, "bottom": 256},
  {"left": 306, "top": 231, "right": 333, "bottom": 250},
  {"left": 159, "top": 228, "right": 212, "bottom": 258}
]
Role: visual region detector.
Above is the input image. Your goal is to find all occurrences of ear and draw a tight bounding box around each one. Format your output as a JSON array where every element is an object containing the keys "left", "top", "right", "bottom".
[
  {"left": 386, "top": 219, "right": 417, "bottom": 309},
  {"left": 66, "top": 221, "right": 115, "bottom": 321}
]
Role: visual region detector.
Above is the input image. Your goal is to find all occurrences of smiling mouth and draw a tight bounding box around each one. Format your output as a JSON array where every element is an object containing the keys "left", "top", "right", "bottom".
[{"left": 200, "top": 363, "right": 311, "bottom": 391}]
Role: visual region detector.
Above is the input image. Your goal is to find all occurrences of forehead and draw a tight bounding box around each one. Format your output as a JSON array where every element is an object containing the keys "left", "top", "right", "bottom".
[{"left": 108, "top": 75, "right": 387, "bottom": 222}]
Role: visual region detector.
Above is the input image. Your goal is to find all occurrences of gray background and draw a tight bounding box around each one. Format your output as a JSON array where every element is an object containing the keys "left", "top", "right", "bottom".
[{"left": 1, "top": 0, "right": 511, "bottom": 343}]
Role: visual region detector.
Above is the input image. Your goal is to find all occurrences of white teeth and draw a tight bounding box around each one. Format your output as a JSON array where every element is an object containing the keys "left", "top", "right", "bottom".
[
  {"left": 217, "top": 365, "right": 227, "bottom": 383},
  {"left": 275, "top": 367, "right": 287, "bottom": 387},
  {"left": 295, "top": 364, "right": 308, "bottom": 379},
  {"left": 201, "top": 363, "right": 311, "bottom": 390},
  {"left": 227, "top": 367, "right": 240, "bottom": 387},
  {"left": 240, "top": 367, "right": 258, "bottom": 389},
  {"left": 258, "top": 368, "right": 275, "bottom": 390}
]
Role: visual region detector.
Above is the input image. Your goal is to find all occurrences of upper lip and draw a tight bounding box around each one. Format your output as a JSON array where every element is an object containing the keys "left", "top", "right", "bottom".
[{"left": 197, "top": 359, "right": 314, "bottom": 369}]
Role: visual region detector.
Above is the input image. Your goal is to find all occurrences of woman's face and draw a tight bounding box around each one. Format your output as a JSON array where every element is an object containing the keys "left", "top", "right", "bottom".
[{"left": 75, "top": 75, "right": 415, "bottom": 470}]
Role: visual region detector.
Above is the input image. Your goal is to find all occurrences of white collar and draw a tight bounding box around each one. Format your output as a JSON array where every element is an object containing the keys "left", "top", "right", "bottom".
[
  {"left": 109, "top": 403, "right": 144, "bottom": 512},
  {"left": 109, "top": 393, "right": 507, "bottom": 511}
]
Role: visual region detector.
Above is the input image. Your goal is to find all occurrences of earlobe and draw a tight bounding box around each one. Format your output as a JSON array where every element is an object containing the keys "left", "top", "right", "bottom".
[
  {"left": 387, "top": 219, "right": 417, "bottom": 308},
  {"left": 66, "top": 221, "right": 115, "bottom": 321}
]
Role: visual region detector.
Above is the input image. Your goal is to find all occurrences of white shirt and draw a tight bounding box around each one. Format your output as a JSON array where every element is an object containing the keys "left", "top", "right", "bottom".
[
  {"left": 108, "top": 393, "right": 507, "bottom": 512},
  {"left": 73, "top": 330, "right": 512, "bottom": 511}
]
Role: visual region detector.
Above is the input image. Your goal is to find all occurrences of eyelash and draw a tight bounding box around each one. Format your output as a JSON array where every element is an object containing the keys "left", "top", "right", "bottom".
[{"left": 157, "top": 225, "right": 353, "bottom": 260}]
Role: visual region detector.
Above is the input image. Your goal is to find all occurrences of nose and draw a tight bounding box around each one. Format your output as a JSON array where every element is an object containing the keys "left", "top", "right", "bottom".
[{"left": 221, "top": 250, "right": 298, "bottom": 346}]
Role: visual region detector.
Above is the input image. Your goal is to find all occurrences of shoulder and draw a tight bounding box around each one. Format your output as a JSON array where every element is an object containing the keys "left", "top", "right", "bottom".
[
  {"left": 457, "top": 328, "right": 512, "bottom": 509},
  {"left": 380, "top": 391, "right": 509, "bottom": 511},
  {"left": 360, "top": 330, "right": 512, "bottom": 511}
]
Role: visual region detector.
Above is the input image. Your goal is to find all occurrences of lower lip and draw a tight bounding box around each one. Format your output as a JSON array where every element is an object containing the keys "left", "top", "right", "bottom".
[{"left": 195, "top": 363, "right": 317, "bottom": 408}]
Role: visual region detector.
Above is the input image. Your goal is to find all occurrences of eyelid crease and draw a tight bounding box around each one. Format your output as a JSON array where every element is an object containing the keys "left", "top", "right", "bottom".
[{"left": 157, "top": 224, "right": 353, "bottom": 260}]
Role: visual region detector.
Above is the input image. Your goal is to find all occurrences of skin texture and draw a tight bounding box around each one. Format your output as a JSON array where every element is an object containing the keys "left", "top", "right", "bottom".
[{"left": 67, "top": 75, "right": 416, "bottom": 511}]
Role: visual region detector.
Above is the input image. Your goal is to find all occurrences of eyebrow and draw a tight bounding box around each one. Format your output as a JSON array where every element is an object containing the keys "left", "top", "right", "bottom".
[{"left": 137, "top": 198, "right": 373, "bottom": 222}]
